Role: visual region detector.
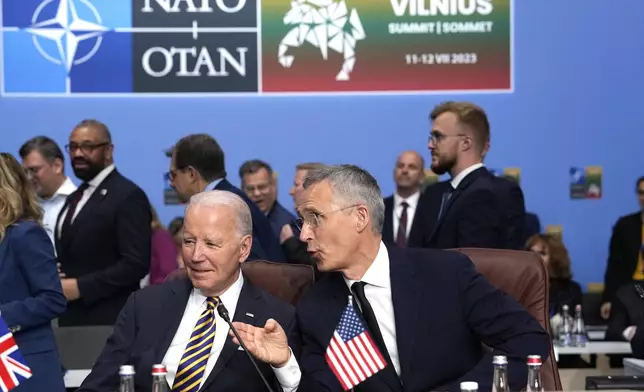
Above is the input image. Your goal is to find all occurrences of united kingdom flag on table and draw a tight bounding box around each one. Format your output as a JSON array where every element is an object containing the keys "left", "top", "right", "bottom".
[
  {"left": 325, "top": 297, "right": 387, "bottom": 391},
  {"left": 0, "top": 315, "right": 32, "bottom": 391}
]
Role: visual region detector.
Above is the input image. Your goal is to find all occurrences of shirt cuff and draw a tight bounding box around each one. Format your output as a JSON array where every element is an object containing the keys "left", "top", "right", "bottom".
[
  {"left": 624, "top": 326, "right": 637, "bottom": 341},
  {"left": 271, "top": 347, "right": 301, "bottom": 391}
]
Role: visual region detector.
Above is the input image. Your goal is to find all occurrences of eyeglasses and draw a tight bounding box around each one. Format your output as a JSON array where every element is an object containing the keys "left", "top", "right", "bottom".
[
  {"left": 65, "top": 142, "right": 108, "bottom": 154},
  {"left": 294, "top": 204, "right": 359, "bottom": 230},
  {"left": 24, "top": 166, "right": 44, "bottom": 176},
  {"left": 428, "top": 131, "right": 467, "bottom": 145}
]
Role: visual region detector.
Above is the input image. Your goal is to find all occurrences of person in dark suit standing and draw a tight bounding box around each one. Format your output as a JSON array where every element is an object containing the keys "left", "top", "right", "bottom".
[
  {"left": 0, "top": 153, "right": 67, "bottom": 392},
  {"left": 231, "top": 164, "right": 550, "bottom": 392},
  {"left": 77, "top": 191, "right": 301, "bottom": 392},
  {"left": 168, "top": 134, "right": 285, "bottom": 262},
  {"left": 412, "top": 101, "right": 525, "bottom": 250},
  {"left": 601, "top": 176, "right": 644, "bottom": 320},
  {"left": 56, "top": 120, "right": 152, "bottom": 326},
  {"left": 382, "top": 151, "right": 425, "bottom": 247},
  {"left": 239, "top": 159, "right": 295, "bottom": 237}
]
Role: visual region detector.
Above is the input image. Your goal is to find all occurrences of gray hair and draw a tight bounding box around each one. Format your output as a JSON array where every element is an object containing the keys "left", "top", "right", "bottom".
[
  {"left": 186, "top": 190, "right": 253, "bottom": 238},
  {"left": 303, "top": 164, "right": 385, "bottom": 234}
]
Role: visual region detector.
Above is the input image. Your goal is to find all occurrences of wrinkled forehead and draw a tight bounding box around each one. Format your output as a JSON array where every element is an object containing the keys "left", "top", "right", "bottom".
[{"left": 297, "top": 181, "right": 334, "bottom": 214}]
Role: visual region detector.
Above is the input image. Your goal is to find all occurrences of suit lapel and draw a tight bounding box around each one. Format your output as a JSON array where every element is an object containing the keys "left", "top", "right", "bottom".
[
  {"left": 388, "top": 245, "right": 421, "bottom": 390},
  {"left": 383, "top": 197, "right": 394, "bottom": 244},
  {"left": 198, "top": 278, "right": 262, "bottom": 391},
  {"left": 71, "top": 171, "right": 116, "bottom": 231},
  {"left": 427, "top": 168, "right": 488, "bottom": 242},
  {"left": 154, "top": 278, "right": 193, "bottom": 363}
]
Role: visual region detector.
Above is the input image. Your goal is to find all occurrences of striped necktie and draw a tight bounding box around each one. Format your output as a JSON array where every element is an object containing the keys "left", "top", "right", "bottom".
[{"left": 172, "top": 297, "right": 220, "bottom": 392}]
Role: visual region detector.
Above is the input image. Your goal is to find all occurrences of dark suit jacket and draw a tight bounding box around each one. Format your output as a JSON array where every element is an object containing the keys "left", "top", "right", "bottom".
[
  {"left": 295, "top": 245, "right": 550, "bottom": 392},
  {"left": 524, "top": 212, "right": 542, "bottom": 244},
  {"left": 77, "top": 276, "right": 298, "bottom": 392},
  {"left": 214, "top": 179, "right": 285, "bottom": 262},
  {"left": 0, "top": 221, "right": 67, "bottom": 391},
  {"left": 55, "top": 169, "right": 152, "bottom": 326},
  {"left": 382, "top": 195, "right": 423, "bottom": 246},
  {"left": 606, "top": 283, "right": 644, "bottom": 341},
  {"left": 268, "top": 201, "right": 296, "bottom": 238},
  {"left": 411, "top": 167, "right": 525, "bottom": 250},
  {"left": 603, "top": 212, "right": 643, "bottom": 303}
]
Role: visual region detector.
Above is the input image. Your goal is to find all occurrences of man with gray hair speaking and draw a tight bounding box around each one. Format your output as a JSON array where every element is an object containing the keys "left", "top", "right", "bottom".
[
  {"left": 78, "top": 190, "right": 302, "bottom": 392},
  {"left": 230, "top": 164, "right": 550, "bottom": 392}
]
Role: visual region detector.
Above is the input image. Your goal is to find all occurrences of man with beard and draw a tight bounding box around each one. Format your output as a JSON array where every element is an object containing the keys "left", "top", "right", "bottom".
[
  {"left": 55, "top": 120, "right": 151, "bottom": 326},
  {"left": 411, "top": 101, "right": 525, "bottom": 250},
  {"left": 382, "top": 151, "right": 425, "bottom": 247}
]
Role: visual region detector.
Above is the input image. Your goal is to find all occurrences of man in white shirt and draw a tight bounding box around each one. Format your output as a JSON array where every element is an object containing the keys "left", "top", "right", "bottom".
[
  {"left": 231, "top": 164, "right": 549, "bottom": 392},
  {"left": 19, "top": 136, "right": 77, "bottom": 248},
  {"left": 77, "top": 190, "right": 301, "bottom": 392},
  {"left": 382, "top": 151, "right": 425, "bottom": 247}
]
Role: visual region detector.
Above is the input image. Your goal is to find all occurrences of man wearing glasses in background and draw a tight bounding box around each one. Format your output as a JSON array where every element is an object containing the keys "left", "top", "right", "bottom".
[
  {"left": 19, "top": 136, "right": 77, "bottom": 248},
  {"left": 55, "top": 119, "right": 152, "bottom": 327},
  {"left": 409, "top": 101, "right": 525, "bottom": 250}
]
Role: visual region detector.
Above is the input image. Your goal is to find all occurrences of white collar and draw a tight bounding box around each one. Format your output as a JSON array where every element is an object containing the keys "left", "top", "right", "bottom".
[
  {"left": 46, "top": 177, "right": 76, "bottom": 200},
  {"left": 450, "top": 163, "right": 484, "bottom": 189},
  {"left": 343, "top": 241, "right": 390, "bottom": 290},
  {"left": 88, "top": 164, "right": 116, "bottom": 188},
  {"left": 393, "top": 190, "right": 420, "bottom": 209},
  {"left": 192, "top": 269, "right": 245, "bottom": 309}
]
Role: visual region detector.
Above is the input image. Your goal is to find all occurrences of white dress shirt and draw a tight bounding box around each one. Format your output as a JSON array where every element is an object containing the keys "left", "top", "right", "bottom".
[
  {"left": 450, "top": 163, "right": 484, "bottom": 190},
  {"left": 343, "top": 242, "right": 401, "bottom": 376},
  {"left": 57, "top": 164, "right": 115, "bottom": 237},
  {"left": 392, "top": 191, "right": 420, "bottom": 240},
  {"left": 40, "top": 177, "right": 76, "bottom": 248},
  {"left": 162, "top": 271, "right": 301, "bottom": 391}
]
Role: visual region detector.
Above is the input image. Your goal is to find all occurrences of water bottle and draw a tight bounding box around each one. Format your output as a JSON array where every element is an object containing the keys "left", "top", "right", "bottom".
[
  {"left": 572, "top": 304, "right": 588, "bottom": 347},
  {"left": 119, "top": 365, "right": 135, "bottom": 392},
  {"left": 492, "top": 355, "right": 509, "bottom": 392},
  {"left": 151, "top": 364, "right": 169, "bottom": 392},
  {"left": 526, "top": 355, "right": 544, "bottom": 392},
  {"left": 559, "top": 304, "right": 573, "bottom": 346}
]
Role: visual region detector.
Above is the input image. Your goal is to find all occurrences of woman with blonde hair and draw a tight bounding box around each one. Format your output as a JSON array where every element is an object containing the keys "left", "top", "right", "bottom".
[{"left": 0, "top": 152, "right": 66, "bottom": 391}]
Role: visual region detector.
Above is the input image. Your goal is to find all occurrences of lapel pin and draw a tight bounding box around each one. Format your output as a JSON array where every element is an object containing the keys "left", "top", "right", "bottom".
[{"left": 100, "top": 189, "right": 107, "bottom": 197}]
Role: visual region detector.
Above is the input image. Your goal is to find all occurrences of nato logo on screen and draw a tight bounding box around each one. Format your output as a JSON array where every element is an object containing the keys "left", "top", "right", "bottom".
[{"left": 1, "top": 0, "right": 258, "bottom": 96}]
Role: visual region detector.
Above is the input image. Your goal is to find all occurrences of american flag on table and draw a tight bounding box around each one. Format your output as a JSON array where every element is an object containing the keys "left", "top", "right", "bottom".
[
  {"left": 325, "top": 296, "right": 387, "bottom": 391},
  {"left": 0, "top": 315, "right": 32, "bottom": 392}
]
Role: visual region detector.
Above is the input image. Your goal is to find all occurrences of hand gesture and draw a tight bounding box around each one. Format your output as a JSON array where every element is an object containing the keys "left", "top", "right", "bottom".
[{"left": 230, "top": 319, "right": 290, "bottom": 367}]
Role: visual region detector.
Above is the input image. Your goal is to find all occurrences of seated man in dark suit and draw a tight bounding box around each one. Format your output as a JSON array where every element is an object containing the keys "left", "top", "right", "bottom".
[
  {"left": 412, "top": 101, "right": 525, "bottom": 250},
  {"left": 168, "top": 134, "right": 285, "bottom": 262},
  {"left": 231, "top": 164, "right": 550, "bottom": 392},
  {"left": 77, "top": 191, "right": 301, "bottom": 392}
]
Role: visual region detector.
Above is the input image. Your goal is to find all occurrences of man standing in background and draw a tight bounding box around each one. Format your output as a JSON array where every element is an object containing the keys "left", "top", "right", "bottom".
[
  {"left": 413, "top": 101, "right": 525, "bottom": 250},
  {"left": 382, "top": 151, "right": 425, "bottom": 247},
  {"left": 168, "top": 134, "right": 285, "bottom": 262},
  {"left": 56, "top": 120, "right": 151, "bottom": 326},
  {"left": 19, "top": 136, "right": 76, "bottom": 248},
  {"left": 239, "top": 159, "right": 295, "bottom": 237}
]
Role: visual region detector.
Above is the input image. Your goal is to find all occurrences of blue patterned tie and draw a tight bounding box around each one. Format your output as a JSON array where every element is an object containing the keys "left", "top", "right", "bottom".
[{"left": 172, "top": 297, "right": 220, "bottom": 392}]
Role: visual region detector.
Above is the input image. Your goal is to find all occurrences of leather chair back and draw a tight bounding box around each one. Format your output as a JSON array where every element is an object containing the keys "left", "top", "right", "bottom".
[
  {"left": 454, "top": 248, "right": 562, "bottom": 391},
  {"left": 164, "top": 260, "right": 316, "bottom": 306}
]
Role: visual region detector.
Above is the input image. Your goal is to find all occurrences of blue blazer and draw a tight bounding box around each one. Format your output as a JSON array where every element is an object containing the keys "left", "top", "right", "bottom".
[
  {"left": 0, "top": 221, "right": 67, "bottom": 392},
  {"left": 214, "top": 179, "right": 286, "bottom": 262},
  {"left": 295, "top": 244, "right": 550, "bottom": 392}
]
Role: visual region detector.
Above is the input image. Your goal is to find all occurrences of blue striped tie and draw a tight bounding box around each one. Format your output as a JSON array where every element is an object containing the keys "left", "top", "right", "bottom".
[{"left": 172, "top": 297, "right": 220, "bottom": 392}]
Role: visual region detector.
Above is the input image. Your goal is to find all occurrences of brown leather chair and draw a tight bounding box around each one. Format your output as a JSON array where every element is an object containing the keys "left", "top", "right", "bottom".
[
  {"left": 164, "top": 260, "right": 316, "bottom": 306},
  {"left": 454, "top": 248, "right": 562, "bottom": 391}
]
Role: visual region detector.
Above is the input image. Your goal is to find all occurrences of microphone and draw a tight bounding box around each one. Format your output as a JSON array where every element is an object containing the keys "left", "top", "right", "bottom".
[{"left": 217, "top": 303, "right": 276, "bottom": 392}]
